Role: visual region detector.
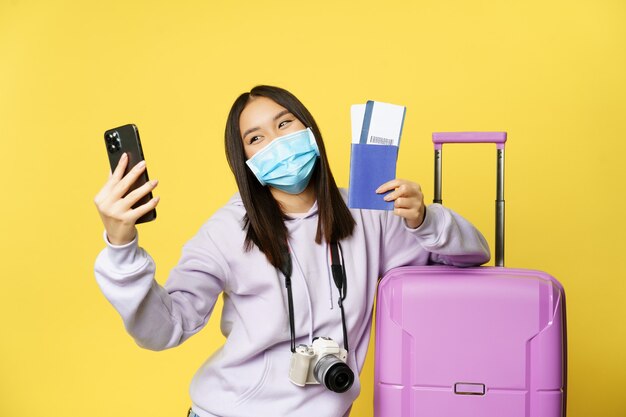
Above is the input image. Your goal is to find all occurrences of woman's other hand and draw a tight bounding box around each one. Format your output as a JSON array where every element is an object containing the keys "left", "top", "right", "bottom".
[
  {"left": 94, "top": 153, "right": 160, "bottom": 245},
  {"left": 376, "top": 179, "right": 426, "bottom": 229}
]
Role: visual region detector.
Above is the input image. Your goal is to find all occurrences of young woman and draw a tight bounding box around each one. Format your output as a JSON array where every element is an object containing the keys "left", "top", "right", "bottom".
[{"left": 94, "top": 85, "right": 490, "bottom": 417}]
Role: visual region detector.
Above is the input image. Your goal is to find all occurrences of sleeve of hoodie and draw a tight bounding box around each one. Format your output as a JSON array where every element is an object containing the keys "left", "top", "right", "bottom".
[
  {"left": 380, "top": 203, "right": 491, "bottom": 275},
  {"left": 93, "top": 225, "right": 229, "bottom": 351}
]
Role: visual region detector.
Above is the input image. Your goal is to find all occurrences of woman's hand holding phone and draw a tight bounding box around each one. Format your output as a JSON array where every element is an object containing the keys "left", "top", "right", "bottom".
[{"left": 94, "top": 152, "right": 160, "bottom": 245}]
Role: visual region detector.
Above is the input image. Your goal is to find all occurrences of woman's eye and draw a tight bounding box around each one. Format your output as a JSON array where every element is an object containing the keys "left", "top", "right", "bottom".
[
  {"left": 278, "top": 120, "right": 292, "bottom": 128},
  {"left": 249, "top": 136, "right": 261, "bottom": 144}
]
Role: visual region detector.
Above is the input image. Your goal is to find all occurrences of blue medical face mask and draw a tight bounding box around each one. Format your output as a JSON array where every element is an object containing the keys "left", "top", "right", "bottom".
[{"left": 246, "top": 127, "right": 320, "bottom": 194}]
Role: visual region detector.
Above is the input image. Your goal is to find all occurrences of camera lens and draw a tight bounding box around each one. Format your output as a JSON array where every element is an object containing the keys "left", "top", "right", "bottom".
[
  {"left": 313, "top": 355, "right": 354, "bottom": 393},
  {"left": 105, "top": 131, "right": 120, "bottom": 142},
  {"left": 108, "top": 143, "right": 120, "bottom": 153}
]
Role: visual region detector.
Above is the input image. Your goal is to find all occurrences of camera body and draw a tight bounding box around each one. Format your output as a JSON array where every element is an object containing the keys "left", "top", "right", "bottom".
[{"left": 288, "top": 337, "right": 354, "bottom": 393}]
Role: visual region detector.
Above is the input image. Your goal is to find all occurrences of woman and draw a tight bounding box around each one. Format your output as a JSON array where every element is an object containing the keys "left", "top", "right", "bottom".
[{"left": 94, "top": 85, "right": 490, "bottom": 417}]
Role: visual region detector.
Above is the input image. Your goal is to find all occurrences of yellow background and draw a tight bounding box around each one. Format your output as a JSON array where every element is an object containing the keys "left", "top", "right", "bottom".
[{"left": 1, "top": 0, "right": 624, "bottom": 416}]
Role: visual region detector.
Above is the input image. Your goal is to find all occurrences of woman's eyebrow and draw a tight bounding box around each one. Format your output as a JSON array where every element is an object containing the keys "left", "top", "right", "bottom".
[
  {"left": 242, "top": 110, "right": 293, "bottom": 139},
  {"left": 273, "top": 109, "right": 291, "bottom": 121},
  {"left": 242, "top": 126, "right": 260, "bottom": 139}
]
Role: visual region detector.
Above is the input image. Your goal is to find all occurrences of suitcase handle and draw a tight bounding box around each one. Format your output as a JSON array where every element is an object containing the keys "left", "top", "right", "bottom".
[
  {"left": 432, "top": 132, "right": 506, "bottom": 267},
  {"left": 432, "top": 132, "right": 507, "bottom": 150}
]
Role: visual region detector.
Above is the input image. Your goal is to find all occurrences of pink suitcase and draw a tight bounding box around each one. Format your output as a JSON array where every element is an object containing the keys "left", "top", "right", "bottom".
[{"left": 374, "top": 132, "right": 567, "bottom": 417}]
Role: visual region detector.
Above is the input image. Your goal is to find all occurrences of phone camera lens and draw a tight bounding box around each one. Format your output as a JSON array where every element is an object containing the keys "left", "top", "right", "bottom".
[
  {"left": 105, "top": 131, "right": 120, "bottom": 143},
  {"left": 108, "top": 143, "right": 121, "bottom": 153}
]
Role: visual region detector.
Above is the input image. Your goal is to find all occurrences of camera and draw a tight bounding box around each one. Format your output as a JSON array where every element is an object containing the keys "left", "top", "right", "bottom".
[
  {"left": 288, "top": 337, "right": 354, "bottom": 393},
  {"left": 105, "top": 131, "right": 122, "bottom": 153}
]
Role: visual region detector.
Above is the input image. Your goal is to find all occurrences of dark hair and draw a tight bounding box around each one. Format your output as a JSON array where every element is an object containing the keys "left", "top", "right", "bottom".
[{"left": 224, "top": 85, "right": 355, "bottom": 271}]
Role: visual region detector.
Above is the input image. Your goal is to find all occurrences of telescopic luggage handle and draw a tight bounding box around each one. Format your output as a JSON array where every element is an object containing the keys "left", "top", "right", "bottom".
[{"left": 432, "top": 132, "right": 507, "bottom": 267}]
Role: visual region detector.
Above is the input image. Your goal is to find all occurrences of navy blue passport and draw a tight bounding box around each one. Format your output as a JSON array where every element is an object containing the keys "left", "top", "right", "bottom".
[{"left": 348, "top": 143, "right": 399, "bottom": 210}]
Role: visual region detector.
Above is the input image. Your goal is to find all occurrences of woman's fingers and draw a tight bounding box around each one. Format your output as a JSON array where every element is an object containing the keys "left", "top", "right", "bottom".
[
  {"left": 129, "top": 195, "right": 160, "bottom": 221},
  {"left": 93, "top": 154, "right": 158, "bottom": 246},
  {"left": 112, "top": 153, "right": 129, "bottom": 182},
  {"left": 392, "top": 197, "right": 416, "bottom": 209},
  {"left": 112, "top": 160, "right": 147, "bottom": 199},
  {"left": 384, "top": 184, "right": 410, "bottom": 202},
  {"left": 122, "top": 179, "right": 159, "bottom": 210},
  {"left": 378, "top": 180, "right": 422, "bottom": 202},
  {"left": 376, "top": 178, "right": 426, "bottom": 229},
  {"left": 376, "top": 179, "right": 403, "bottom": 195},
  {"left": 96, "top": 154, "right": 129, "bottom": 203}
]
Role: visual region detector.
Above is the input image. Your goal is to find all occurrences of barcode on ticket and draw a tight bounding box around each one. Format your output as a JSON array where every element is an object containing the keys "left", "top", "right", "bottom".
[{"left": 368, "top": 135, "right": 393, "bottom": 145}]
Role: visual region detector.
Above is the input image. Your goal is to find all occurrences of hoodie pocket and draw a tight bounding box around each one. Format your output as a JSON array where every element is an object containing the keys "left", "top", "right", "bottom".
[{"left": 235, "top": 350, "right": 271, "bottom": 406}]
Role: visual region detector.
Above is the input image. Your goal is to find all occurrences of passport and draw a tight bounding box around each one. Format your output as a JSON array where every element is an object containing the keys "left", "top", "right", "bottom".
[{"left": 348, "top": 100, "right": 406, "bottom": 210}]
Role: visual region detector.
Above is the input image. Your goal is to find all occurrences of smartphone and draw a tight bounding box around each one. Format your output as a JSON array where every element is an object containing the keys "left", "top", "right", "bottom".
[{"left": 104, "top": 124, "right": 156, "bottom": 224}]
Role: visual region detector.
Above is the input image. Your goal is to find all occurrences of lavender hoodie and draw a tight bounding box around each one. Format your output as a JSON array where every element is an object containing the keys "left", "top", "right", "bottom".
[{"left": 94, "top": 190, "right": 490, "bottom": 417}]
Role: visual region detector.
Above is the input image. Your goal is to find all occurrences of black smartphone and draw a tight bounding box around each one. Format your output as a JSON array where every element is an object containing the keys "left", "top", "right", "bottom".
[{"left": 104, "top": 124, "right": 156, "bottom": 224}]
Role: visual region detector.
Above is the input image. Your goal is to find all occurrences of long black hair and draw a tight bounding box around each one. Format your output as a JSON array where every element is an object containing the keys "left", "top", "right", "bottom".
[{"left": 224, "top": 85, "right": 355, "bottom": 270}]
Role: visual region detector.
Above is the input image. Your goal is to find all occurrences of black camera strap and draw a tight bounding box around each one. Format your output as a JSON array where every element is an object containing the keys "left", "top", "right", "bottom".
[
  {"left": 281, "top": 242, "right": 349, "bottom": 353},
  {"left": 329, "top": 241, "right": 349, "bottom": 352},
  {"left": 278, "top": 248, "right": 296, "bottom": 352}
]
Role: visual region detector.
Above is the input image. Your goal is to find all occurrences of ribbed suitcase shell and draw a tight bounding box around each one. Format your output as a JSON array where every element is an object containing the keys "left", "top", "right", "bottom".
[{"left": 374, "top": 266, "right": 567, "bottom": 417}]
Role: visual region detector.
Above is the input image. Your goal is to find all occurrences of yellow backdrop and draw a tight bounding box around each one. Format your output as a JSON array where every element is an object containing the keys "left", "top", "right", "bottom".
[{"left": 1, "top": 1, "right": 624, "bottom": 416}]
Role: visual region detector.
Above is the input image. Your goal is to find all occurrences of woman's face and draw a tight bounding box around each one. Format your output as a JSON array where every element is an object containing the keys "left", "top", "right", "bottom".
[{"left": 239, "top": 96, "right": 307, "bottom": 160}]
